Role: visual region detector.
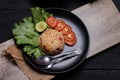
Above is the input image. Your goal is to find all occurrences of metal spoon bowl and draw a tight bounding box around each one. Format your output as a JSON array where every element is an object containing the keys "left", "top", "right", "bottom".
[{"left": 35, "top": 55, "right": 51, "bottom": 66}]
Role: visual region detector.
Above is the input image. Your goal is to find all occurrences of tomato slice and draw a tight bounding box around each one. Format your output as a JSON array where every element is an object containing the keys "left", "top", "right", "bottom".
[
  {"left": 61, "top": 24, "right": 72, "bottom": 35},
  {"left": 46, "top": 16, "right": 57, "bottom": 28},
  {"left": 65, "top": 37, "right": 77, "bottom": 46},
  {"left": 64, "top": 31, "right": 76, "bottom": 42},
  {"left": 55, "top": 20, "right": 65, "bottom": 31}
]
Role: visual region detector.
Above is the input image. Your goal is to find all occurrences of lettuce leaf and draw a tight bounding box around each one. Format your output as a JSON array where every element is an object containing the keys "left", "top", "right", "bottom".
[
  {"left": 23, "top": 45, "right": 44, "bottom": 58},
  {"left": 13, "top": 17, "right": 39, "bottom": 47},
  {"left": 13, "top": 17, "right": 44, "bottom": 58},
  {"left": 31, "top": 7, "right": 52, "bottom": 23},
  {"left": 12, "top": 7, "right": 51, "bottom": 58}
]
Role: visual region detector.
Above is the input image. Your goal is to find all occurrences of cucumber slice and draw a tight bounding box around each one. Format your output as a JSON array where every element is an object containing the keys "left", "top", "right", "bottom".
[{"left": 35, "top": 21, "right": 47, "bottom": 32}]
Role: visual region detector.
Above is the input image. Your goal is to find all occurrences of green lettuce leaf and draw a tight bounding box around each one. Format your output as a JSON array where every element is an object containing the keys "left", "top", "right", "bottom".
[
  {"left": 12, "top": 17, "right": 44, "bottom": 58},
  {"left": 13, "top": 17, "right": 39, "bottom": 47},
  {"left": 31, "top": 7, "right": 52, "bottom": 23},
  {"left": 23, "top": 45, "right": 44, "bottom": 58},
  {"left": 12, "top": 7, "right": 52, "bottom": 58}
]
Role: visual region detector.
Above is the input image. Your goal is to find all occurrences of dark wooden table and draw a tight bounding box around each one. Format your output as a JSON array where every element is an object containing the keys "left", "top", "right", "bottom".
[{"left": 0, "top": 0, "right": 120, "bottom": 80}]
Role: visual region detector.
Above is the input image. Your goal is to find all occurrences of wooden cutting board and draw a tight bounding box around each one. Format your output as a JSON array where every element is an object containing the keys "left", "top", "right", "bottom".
[
  {"left": 72, "top": 0, "right": 120, "bottom": 58},
  {"left": 0, "top": 0, "right": 120, "bottom": 80}
]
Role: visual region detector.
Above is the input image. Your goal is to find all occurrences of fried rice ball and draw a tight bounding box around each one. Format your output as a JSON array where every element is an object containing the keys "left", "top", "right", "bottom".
[{"left": 39, "top": 29, "right": 65, "bottom": 55}]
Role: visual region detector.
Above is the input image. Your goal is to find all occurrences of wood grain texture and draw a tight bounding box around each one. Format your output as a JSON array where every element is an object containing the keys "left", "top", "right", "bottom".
[{"left": 72, "top": 0, "right": 120, "bottom": 58}]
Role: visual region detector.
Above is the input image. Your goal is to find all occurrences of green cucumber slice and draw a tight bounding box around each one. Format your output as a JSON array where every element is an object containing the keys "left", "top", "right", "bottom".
[{"left": 35, "top": 21, "right": 47, "bottom": 32}]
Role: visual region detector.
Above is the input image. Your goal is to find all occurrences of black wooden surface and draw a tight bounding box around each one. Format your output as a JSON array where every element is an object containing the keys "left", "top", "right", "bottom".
[{"left": 0, "top": 0, "right": 120, "bottom": 80}]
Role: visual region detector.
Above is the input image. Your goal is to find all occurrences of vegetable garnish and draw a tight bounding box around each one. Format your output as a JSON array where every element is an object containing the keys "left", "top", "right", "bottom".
[
  {"left": 55, "top": 20, "right": 65, "bottom": 31},
  {"left": 62, "top": 25, "right": 77, "bottom": 46},
  {"left": 13, "top": 7, "right": 77, "bottom": 58},
  {"left": 31, "top": 7, "right": 52, "bottom": 23},
  {"left": 13, "top": 17, "right": 39, "bottom": 47},
  {"left": 35, "top": 21, "right": 47, "bottom": 32},
  {"left": 13, "top": 7, "right": 52, "bottom": 58},
  {"left": 64, "top": 31, "right": 76, "bottom": 42},
  {"left": 46, "top": 16, "right": 58, "bottom": 28},
  {"left": 65, "top": 37, "right": 77, "bottom": 46},
  {"left": 61, "top": 24, "right": 72, "bottom": 35},
  {"left": 46, "top": 16, "right": 77, "bottom": 46}
]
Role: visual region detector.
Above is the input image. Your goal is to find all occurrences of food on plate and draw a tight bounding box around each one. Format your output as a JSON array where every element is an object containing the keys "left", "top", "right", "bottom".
[
  {"left": 35, "top": 21, "right": 47, "bottom": 32},
  {"left": 61, "top": 25, "right": 76, "bottom": 46},
  {"left": 13, "top": 7, "right": 52, "bottom": 58},
  {"left": 55, "top": 20, "right": 66, "bottom": 31},
  {"left": 46, "top": 16, "right": 58, "bottom": 28},
  {"left": 12, "top": 7, "right": 77, "bottom": 59},
  {"left": 39, "top": 29, "right": 65, "bottom": 55},
  {"left": 64, "top": 31, "right": 76, "bottom": 42},
  {"left": 60, "top": 24, "right": 72, "bottom": 35},
  {"left": 31, "top": 7, "right": 52, "bottom": 23},
  {"left": 13, "top": 17, "right": 39, "bottom": 47},
  {"left": 46, "top": 16, "right": 77, "bottom": 46},
  {"left": 64, "top": 31, "right": 77, "bottom": 46},
  {"left": 65, "top": 36, "right": 77, "bottom": 46}
]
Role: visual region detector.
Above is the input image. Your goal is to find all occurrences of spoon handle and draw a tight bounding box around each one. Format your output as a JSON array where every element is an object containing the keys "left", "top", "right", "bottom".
[
  {"left": 53, "top": 52, "right": 79, "bottom": 63},
  {"left": 54, "top": 49, "right": 82, "bottom": 63},
  {"left": 46, "top": 48, "right": 82, "bottom": 69},
  {"left": 53, "top": 48, "right": 82, "bottom": 59}
]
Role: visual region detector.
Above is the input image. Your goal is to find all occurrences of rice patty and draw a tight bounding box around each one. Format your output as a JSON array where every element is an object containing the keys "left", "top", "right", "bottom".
[{"left": 39, "top": 29, "right": 65, "bottom": 55}]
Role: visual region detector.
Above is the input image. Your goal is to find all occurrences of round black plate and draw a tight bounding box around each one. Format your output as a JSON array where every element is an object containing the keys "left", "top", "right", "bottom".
[{"left": 23, "top": 8, "right": 89, "bottom": 74}]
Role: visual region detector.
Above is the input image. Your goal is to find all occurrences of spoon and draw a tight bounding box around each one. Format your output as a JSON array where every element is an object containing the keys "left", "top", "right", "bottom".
[
  {"left": 35, "top": 48, "right": 82, "bottom": 68},
  {"left": 35, "top": 54, "right": 70, "bottom": 66}
]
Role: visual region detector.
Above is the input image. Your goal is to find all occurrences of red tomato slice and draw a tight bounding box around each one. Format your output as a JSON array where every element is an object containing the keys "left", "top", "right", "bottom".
[
  {"left": 46, "top": 16, "right": 57, "bottom": 28},
  {"left": 55, "top": 20, "right": 65, "bottom": 31},
  {"left": 61, "top": 24, "right": 72, "bottom": 35},
  {"left": 64, "top": 31, "right": 76, "bottom": 42},
  {"left": 65, "top": 37, "right": 77, "bottom": 46}
]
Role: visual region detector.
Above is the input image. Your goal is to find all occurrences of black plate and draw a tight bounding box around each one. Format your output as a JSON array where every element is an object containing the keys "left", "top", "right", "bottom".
[{"left": 23, "top": 8, "right": 89, "bottom": 74}]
